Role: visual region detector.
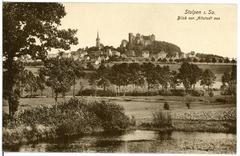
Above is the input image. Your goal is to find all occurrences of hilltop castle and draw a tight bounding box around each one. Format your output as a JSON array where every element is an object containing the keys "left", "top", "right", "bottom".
[{"left": 127, "top": 33, "right": 155, "bottom": 48}]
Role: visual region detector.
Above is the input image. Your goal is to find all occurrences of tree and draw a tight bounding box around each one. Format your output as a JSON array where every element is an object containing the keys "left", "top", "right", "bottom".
[
  {"left": 3, "top": 3, "right": 78, "bottom": 118},
  {"left": 141, "top": 62, "right": 158, "bottom": 93},
  {"left": 67, "top": 59, "right": 85, "bottom": 97},
  {"left": 155, "top": 65, "right": 171, "bottom": 91},
  {"left": 231, "top": 59, "right": 236, "bottom": 63},
  {"left": 151, "top": 57, "right": 155, "bottom": 62},
  {"left": 109, "top": 63, "right": 131, "bottom": 96},
  {"left": 169, "top": 70, "right": 180, "bottom": 90},
  {"left": 128, "top": 63, "right": 145, "bottom": 92},
  {"left": 24, "top": 71, "right": 38, "bottom": 97},
  {"left": 199, "top": 58, "right": 205, "bottom": 63},
  {"left": 87, "top": 62, "right": 95, "bottom": 70},
  {"left": 224, "top": 58, "right": 230, "bottom": 63},
  {"left": 178, "top": 62, "right": 202, "bottom": 92},
  {"left": 205, "top": 57, "right": 211, "bottom": 63},
  {"left": 186, "top": 57, "right": 192, "bottom": 62},
  {"left": 222, "top": 65, "right": 236, "bottom": 96},
  {"left": 193, "top": 58, "right": 198, "bottom": 62},
  {"left": 169, "top": 58, "right": 173, "bottom": 63},
  {"left": 162, "top": 58, "right": 168, "bottom": 63},
  {"left": 200, "top": 69, "right": 216, "bottom": 95},
  {"left": 41, "top": 57, "right": 74, "bottom": 102},
  {"left": 212, "top": 58, "right": 217, "bottom": 64},
  {"left": 36, "top": 76, "right": 45, "bottom": 96},
  {"left": 13, "top": 61, "right": 28, "bottom": 97},
  {"left": 89, "top": 64, "right": 111, "bottom": 94}
]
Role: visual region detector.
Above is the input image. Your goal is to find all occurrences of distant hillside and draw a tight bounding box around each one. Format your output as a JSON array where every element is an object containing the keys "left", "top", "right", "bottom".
[{"left": 144, "top": 41, "right": 182, "bottom": 57}]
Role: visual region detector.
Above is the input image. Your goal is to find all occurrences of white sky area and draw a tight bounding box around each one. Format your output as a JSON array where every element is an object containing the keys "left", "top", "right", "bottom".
[{"left": 56, "top": 3, "right": 236, "bottom": 58}]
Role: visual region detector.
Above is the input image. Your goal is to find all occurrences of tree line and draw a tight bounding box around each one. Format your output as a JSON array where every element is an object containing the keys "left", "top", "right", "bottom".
[{"left": 14, "top": 56, "right": 236, "bottom": 103}]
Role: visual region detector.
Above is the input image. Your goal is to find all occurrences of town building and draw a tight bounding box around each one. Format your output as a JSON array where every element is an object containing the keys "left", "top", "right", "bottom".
[
  {"left": 96, "top": 31, "right": 101, "bottom": 49},
  {"left": 142, "top": 50, "right": 150, "bottom": 58},
  {"left": 186, "top": 51, "right": 196, "bottom": 58},
  {"left": 158, "top": 51, "right": 167, "bottom": 59}
]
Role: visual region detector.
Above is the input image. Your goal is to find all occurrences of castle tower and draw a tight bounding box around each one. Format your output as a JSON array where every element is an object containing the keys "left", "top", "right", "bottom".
[
  {"left": 96, "top": 31, "right": 100, "bottom": 48},
  {"left": 128, "top": 33, "right": 134, "bottom": 45}
]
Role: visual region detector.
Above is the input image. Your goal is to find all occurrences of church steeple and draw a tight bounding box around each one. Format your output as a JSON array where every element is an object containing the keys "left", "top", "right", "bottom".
[{"left": 96, "top": 31, "right": 100, "bottom": 48}]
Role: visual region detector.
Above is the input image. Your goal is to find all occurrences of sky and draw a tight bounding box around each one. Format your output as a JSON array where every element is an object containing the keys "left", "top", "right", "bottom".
[{"left": 59, "top": 3, "right": 237, "bottom": 58}]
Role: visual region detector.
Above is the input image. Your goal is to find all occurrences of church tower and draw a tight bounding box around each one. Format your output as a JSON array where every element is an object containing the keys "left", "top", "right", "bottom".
[{"left": 96, "top": 31, "right": 100, "bottom": 49}]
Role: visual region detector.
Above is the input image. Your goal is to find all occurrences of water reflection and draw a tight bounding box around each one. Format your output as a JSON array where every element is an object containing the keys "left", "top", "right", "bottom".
[{"left": 6, "top": 130, "right": 236, "bottom": 153}]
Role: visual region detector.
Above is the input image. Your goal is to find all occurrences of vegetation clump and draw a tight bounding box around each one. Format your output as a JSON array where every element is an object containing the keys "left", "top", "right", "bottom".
[
  {"left": 152, "top": 110, "right": 172, "bottom": 129},
  {"left": 3, "top": 98, "right": 131, "bottom": 145},
  {"left": 163, "top": 102, "right": 170, "bottom": 110}
]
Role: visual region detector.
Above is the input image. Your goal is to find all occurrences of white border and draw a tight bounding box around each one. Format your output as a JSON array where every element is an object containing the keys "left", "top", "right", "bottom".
[{"left": 1, "top": 0, "right": 239, "bottom": 156}]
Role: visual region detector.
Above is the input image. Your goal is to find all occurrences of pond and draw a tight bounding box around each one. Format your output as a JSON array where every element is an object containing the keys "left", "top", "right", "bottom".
[{"left": 6, "top": 130, "right": 236, "bottom": 153}]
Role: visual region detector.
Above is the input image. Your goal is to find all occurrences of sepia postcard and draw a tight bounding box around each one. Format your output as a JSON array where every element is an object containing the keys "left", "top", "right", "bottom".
[{"left": 2, "top": 1, "right": 237, "bottom": 154}]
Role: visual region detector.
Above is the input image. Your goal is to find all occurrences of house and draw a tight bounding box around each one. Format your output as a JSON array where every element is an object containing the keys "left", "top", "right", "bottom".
[
  {"left": 112, "top": 50, "right": 121, "bottom": 57},
  {"left": 47, "top": 53, "right": 58, "bottom": 58},
  {"left": 71, "top": 50, "right": 88, "bottom": 60},
  {"left": 170, "top": 52, "right": 180, "bottom": 60},
  {"left": 158, "top": 51, "right": 167, "bottom": 59},
  {"left": 142, "top": 50, "right": 150, "bottom": 58},
  {"left": 121, "top": 53, "right": 127, "bottom": 59},
  {"left": 105, "top": 49, "right": 113, "bottom": 56},
  {"left": 186, "top": 51, "right": 196, "bottom": 58},
  {"left": 126, "top": 50, "right": 135, "bottom": 57},
  {"left": 60, "top": 52, "right": 71, "bottom": 58},
  {"left": 149, "top": 54, "right": 159, "bottom": 61},
  {"left": 179, "top": 52, "right": 186, "bottom": 59}
]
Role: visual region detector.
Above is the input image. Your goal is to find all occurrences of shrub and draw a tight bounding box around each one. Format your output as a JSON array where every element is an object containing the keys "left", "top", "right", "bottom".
[
  {"left": 171, "top": 89, "right": 186, "bottom": 96},
  {"left": 159, "top": 90, "right": 172, "bottom": 96},
  {"left": 216, "top": 98, "right": 227, "bottom": 103},
  {"left": 97, "top": 90, "right": 115, "bottom": 97},
  {"left": 209, "top": 91, "right": 214, "bottom": 97},
  {"left": 77, "top": 89, "right": 95, "bottom": 96},
  {"left": 152, "top": 110, "right": 172, "bottom": 128},
  {"left": 191, "top": 90, "right": 204, "bottom": 97},
  {"left": 163, "top": 102, "right": 170, "bottom": 110},
  {"left": 87, "top": 100, "right": 131, "bottom": 131},
  {"left": 3, "top": 98, "right": 131, "bottom": 145}
]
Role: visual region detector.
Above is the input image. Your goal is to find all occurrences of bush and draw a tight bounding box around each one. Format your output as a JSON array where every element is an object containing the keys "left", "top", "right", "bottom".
[
  {"left": 97, "top": 90, "right": 115, "bottom": 97},
  {"left": 159, "top": 90, "right": 172, "bottom": 96},
  {"left": 152, "top": 110, "right": 172, "bottom": 128},
  {"left": 163, "top": 102, "right": 170, "bottom": 110},
  {"left": 88, "top": 100, "right": 130, "bottom": 131},
  {"left": 191, "top": 90, "right": 204, "bottom": 97},
  {"left": 3, "top": 98, "right": 131, "bottom": 145},
  {"left": 209, "top": 91, "right": 214, "bottom": 97},
  {"left": 186, "top": 102, "right": 190, "bottom": 109},
  {"left": 77, "top": 89, "right": 95, "bottom": 96},
  {"left": 171, "top": 89, "right": 186, "bottom": 96},
  {"left": 216, "top": 98, "right": 227, "bottom": 103}
]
